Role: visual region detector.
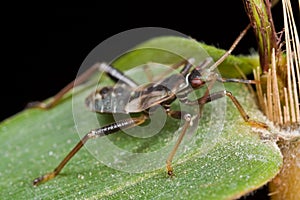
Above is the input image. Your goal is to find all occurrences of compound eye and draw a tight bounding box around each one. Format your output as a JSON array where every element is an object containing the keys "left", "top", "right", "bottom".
[{"left": 191, "top": 78, "right": 205, "bottom": 88}]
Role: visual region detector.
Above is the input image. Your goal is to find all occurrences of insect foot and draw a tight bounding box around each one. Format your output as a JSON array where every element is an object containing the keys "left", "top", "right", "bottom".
[
  {"left": 33, "top": 172, "right": 56, "bottom": 186},
  {"left": 247, "top": 120, "right": 268, "bottom": 129},
  {"left": 166, "top": 161, "right": 174, "bottom": 177},
  {"left": 26, "top": 101, "right": 49, "bottom": 110}
]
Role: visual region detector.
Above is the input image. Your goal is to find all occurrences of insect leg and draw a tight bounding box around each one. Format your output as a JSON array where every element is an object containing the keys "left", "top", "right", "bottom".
[
  {"left": 217, "top": 77, "right": 258, "bottom": 84},
  {"left": 151, "top": 58, "right": 195, "bottom": 82},
  {"left": 33, "top": 114, "right": 148, "bottom": 186},
  {"left": 98, "top": 63, "right": 138, "bottom": 88},
  {"left": 142, "top": 63, "right": 155, "bottom": 82},
  {"left": 197, "top": 90, "right": 268, "bottom": 128},
  {"left": 28, "top": 63, "right": 138, "bottom": 109},
  {"left": 165, "top": 110, "right": 193, "bottom": 176},
  {"left": 28, "top": 63, "right": 101, "bottom": 109}
]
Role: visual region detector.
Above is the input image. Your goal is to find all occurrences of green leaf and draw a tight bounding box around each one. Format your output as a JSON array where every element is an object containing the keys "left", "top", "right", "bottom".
[
  {"left": 0, "top": 36, "right": 281, "bottom": 200},
  {"left": 113, "top": 36, "right": 260, "bottom": 78}
]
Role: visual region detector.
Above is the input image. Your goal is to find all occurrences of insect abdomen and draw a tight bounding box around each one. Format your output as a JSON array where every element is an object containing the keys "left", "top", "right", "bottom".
[{"left": 85, "top": 85, "right": 132, "bottom": 114}]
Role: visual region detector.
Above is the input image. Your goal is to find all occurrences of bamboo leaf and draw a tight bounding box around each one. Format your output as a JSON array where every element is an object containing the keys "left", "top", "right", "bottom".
[{"left": 0, "top": 36, "right": 282, "bottom": 200}]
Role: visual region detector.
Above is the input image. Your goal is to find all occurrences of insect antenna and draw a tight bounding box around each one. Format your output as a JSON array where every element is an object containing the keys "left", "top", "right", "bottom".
[{"left": 205, "top": 24, "right": 251, "bottom": 74}]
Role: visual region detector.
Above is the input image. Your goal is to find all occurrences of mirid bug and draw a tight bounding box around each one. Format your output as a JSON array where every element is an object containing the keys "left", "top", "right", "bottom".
[{"left": 32, "top": 25, "right": 267, "bottom": 186}]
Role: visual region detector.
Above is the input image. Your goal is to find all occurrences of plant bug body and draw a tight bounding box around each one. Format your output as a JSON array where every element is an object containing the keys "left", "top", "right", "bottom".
[{"left": 32, "top": 25, "right": 267, "bottom": 186}]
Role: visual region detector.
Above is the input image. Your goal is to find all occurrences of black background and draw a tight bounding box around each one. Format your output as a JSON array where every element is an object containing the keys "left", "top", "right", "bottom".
[
  {"left": 1, "top": 2, "right": 298, "bottom": 199},
  {"left": 2, "top": 2, "right": 290, "bottom": 121}
]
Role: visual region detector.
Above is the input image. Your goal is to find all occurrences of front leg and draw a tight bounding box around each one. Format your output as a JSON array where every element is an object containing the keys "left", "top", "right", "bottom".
[
  {"left": 166, "top": 110, "right": 194, "bottom": 176},
  {"left": 198, "top": 90, "right": 268, "bottom": 129}
]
